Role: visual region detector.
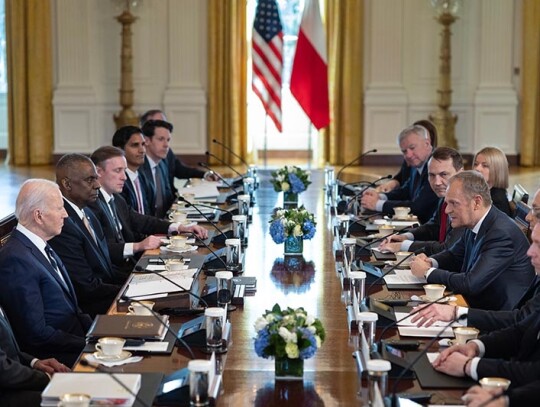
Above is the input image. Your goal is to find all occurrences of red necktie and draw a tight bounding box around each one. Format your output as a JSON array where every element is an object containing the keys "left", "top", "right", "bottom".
[{"left": 439, "top": 202, "right": 448, "bottom": 243}]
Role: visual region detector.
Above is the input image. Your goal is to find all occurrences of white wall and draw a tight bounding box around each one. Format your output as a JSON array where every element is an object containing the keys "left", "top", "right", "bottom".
[
  {"left": 52, "top": 0, "right": 208, "bottom": 155},
  {"left": 51, "top": 0, "right": 520, "bottom": 158},
  {"left": 363, "top": 0, "right": 520, "bottom": 156}
]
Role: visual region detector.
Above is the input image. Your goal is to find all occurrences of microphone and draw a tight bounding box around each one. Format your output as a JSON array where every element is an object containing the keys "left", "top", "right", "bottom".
[
  {"left": 132, "top": 265, "right": 209, "bottom": 308},
  {"left": 205, "top": 151, "right": 244, "bottom": 178},
  {"left": 366, "top": 247, "right": 421, "bottom": 292},
  {"left": 79, "top": 359, "right": 153, "bottom": 407},
  {"left": 212, "top": 138, "right": 249, "bottom": 168},
  {"left": 342, "top": 175, "right": 393, "bottom": 192},
  {"left": 339, "top": 175, "right": 393, "bottom": 213},
  {"left": 356, "top": 226, "right": 416, "bottom": 255},
  {"left": 387, "top": 313, "right": 467, "bottom": 407},
  {"left": 198, "top": 161, "right": 240, "bottom": 195},
  {"left": 336, "top": 149, "right": 377, "bottom": 181},
  {"left": 118, "top": 295, "right": 197, "bottom": 359},
  {"left": 177, "top": 197, "right": 230, "bottom": 241},
  {"left": 181, "top": 199, "right": 235, "bottom": 222},
  {"left": 184, "top": 231, "right": 229, "bottom": 271},
  {"left": 347, "top": 212, "right": 384, "bottom": 229}
]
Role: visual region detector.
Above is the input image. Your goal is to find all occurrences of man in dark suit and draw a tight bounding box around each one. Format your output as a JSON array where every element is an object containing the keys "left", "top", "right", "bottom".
[
  {"left": 49, "top": 154, "right": 124, "bottom": 317},
  {"left": 410, "top": 171, "right": 535, "bottom": 311},
  {"left": 360, "top": 124, "right": 439, "bottom": 224},
  {"left": 0, "top": 179, "right": 93, "bottom": 367},
  {"left": 463, "top": 381, "right": 540, "bottom": 406},
  {"left": 140, "top": 110, "right": 219, "bottom": 188},
  {"left": 112, "top": 125, "right": 153, "bottom": 215},
  {"left": 431, "top": 223, "right": 540, "bottom": 386},
  {"left": 380, "top": 147, "right": 466, "bottom": 256},
  {"left": 0, "top": 305, "right": 70, "bottom": 406},
  {"left": 88, "top": 146, "right": 208, "bottom": 269}
]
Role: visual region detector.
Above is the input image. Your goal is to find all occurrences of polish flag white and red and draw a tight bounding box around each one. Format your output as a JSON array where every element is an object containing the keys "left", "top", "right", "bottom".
[
  {"left": 290, "top": 0, "right": 330, "bottom": 130},
  {"left": 252, "top": 0, "right": 284, "bottom": 132}
]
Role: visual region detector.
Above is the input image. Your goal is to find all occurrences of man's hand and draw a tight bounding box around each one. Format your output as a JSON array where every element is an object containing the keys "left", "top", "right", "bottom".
[
  {"left": 410, "top": 255, "right": 432, "bottom": 277},
  {"left": 204, "top": 172, "right": 221, "bottom": 182},
  {"left": 434, "top": 342, "right": 479, "bottom": 368},
  {"left": 462, "top": 385, "right": 506, "bottom": 407},
  {"left": 433, "top": 351, "right": 471, "bottom": 377},
  {"left": 410, "top": 304, "right": 455, "bottom": 327},
  {"left": 133, "top": 235, "right": 162, "bottom": 252},
  {"left": 360, "top": 188, "right": 379, "bottom": 210},
  {"left": 378, "top": 241, "right": 402, "bottom": 253},
  {"left": 376, "top": 180, "right": 399, "bottom": 193},
  {"left": 180, "top": 224, "right": 208, "bottom": 239},
  {"left": 34, "top": 358, "right": 71, "bottom": 374}
]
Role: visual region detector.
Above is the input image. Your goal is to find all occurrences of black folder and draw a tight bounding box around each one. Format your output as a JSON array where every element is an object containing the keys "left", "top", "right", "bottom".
[{"left": 410, "top": 352, "right": 476, "bottom": 389}]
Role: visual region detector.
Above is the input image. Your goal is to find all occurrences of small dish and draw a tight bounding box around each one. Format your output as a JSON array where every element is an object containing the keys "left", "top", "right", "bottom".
[
  {"left": 160, "top": 238, "right": 170, "bottom": 245},
  {"left": 413, "top": 295, "right": 455, "bottom": 303},
  {"left": 92, "top": 350, "right": 132, "bottom": 362},
  {"left": 384, "top": 260, "right": 411, "bottom": 269},
  {"left": 164, "top": 244, "right": 197, "bottom": 253}
]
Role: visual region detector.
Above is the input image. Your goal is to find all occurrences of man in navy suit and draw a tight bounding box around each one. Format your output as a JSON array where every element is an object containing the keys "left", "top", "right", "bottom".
[
  {"left": 0, "top": 179, "right": 93, "bottom": 367},
  {"left": 360, "top": 124, "right": 439, "bottom": 224},
  {"left": 88, "top": 146, "right": 208, "bottom": 270},
  {"left": 431, "top": 222, "right": 540, "bottom": 388},
  {"left": 379, "top": 147, "right": 466, "bottom": 256},
  {"left": 0, "top": 305, "right": 70, "bottom": 406},
  {"left": 49, "top": 154, "right": 124, "bottom": 317},
  {"left": 410, "top": 171, "right": 535, "bottom": 311}
]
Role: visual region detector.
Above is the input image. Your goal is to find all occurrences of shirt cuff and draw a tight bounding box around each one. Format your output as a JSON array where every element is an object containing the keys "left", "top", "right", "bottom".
[
  {"left": 430, "top": 258, "right": 439, "bottom": 268},
  {"left": 401, "top": 240, "right": 413, "bottom": 251},
  {"left": 403, "top": 232, "right": 414, "bottom": 240},
  {"left": 123, "top": 243, "right": 134, "bottom": 256},
  {"left": 425, "top": 267, "right": 436, "bottom": 279},
  {"left": 456, "top": 307, "right": 468, "bottom": 325},
  {"left": 469, "top": 357, "right": 481, "bottom": 381},
  {"left": 30, "top": 358, "right": 39, "bottom": 368},
  {"left": 168, "top": 223, "right": 180, "bottom": 234},
  {"left": 375, "top": 200, "right": 385, "bottom": 212},
  {"left": 203, "top": 171, "right": 213, "bottom": 180},
  {"left": 379, "top": 193, "right": 388, "bottom": 201},
  {"left": 471, "top": 339, "right": 486, "bottom": 357}
]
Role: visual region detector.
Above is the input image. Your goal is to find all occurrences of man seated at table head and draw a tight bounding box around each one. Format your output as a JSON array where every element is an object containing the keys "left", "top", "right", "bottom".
[
  {"left": 49, "top": 154, "right": 124, "bottom": 317},
  {"left": 409, "top": 170, "right": 535, "bottom": 311},
  {"left": 88, "top": 145, "right": 208, "bottom": 270},
  {"left": 0, "top": 179, "right": 93, "bottom": 367},
  {"left": 0, "top": 305, "right": 70, "bottom": 407},
  {"left": 430, "top": 222, "right": 540, "bottom": 388},
  {"left": 112, "top": 125, "right": 153, "bottom": 215},
  {"left": 379, "top": 146, "right": 466, "bottom": 256},
  {"left": 409, "top": 189, "right": 540, "bottom": 330},
  {"left": 140, "top": 109, "right": 219, "bottom": 184},
  {"left": 360, "top": 124, "right": 439, "bottom": 224}
]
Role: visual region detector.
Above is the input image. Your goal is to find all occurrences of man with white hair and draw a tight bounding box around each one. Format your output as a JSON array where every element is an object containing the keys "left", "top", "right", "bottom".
[{"left": 0, "top": 179, "right": 92, "bottom": 367}]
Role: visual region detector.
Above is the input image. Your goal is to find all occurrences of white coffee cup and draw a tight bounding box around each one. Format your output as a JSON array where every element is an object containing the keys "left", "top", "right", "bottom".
[
  {"left": 95, "top": 337, "right": 125, "bottom": 357},
  {"left": 479, "top": 377, "right": 511, "bottom": 391},
  {"left": 170, "top": 235, "right": 188, "bottom": 249},
  {"left": 58, "top": 393, "right": 91, "bottom": 407},
  {"left": 395, "top": 251, "right": 413, "bottom": 266},
  {"left": 165, "top": 258, "right": 185, "bottom": 271},
  {"left": 393, "top": 206, "right": 411, "bottom": 218},
  {"left": 378, "top": 225, "right": 395, "bottom": 237},
  {"left": 128, "top": 300, "right": 155, "bottom": 316},
  {"left": 423, "top": 284, "right": 446, "bottom": 300},
  {"left": 453, "top": 327, "right": 479, "bottom": 345},
  {"left": 169, "top": 210, "right": 188, "bottom": 223}
]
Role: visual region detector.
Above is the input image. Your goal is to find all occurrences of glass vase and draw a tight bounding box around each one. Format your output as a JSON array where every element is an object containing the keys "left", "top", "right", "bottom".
[
  {"left": 283, "top": 191, "right": 298, "bottom": 208},
  {"left": 284, "top": 236, "right": 303, "bottom": 256},
  {"left": 274, "top": 357, "right": 304, "bottom": 380}
]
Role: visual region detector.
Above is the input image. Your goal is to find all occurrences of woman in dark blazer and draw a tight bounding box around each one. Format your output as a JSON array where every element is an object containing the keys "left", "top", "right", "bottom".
[{"left": 473, "top": 146, "right": 512, "bottom": 216}]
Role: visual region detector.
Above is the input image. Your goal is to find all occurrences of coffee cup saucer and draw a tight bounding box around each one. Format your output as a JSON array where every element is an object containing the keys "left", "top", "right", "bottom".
[
  {"left": 164, "top": 244, "right": 197, "bottom": 253},
  {"left": 385, "top": 260, "right": 410, "bottom": 269},
  {"left": 412, "top": 295, "right": 455, "bottom": 303},
  {"left": 92, "top": 350, "right": 132, "bottom": 362}
]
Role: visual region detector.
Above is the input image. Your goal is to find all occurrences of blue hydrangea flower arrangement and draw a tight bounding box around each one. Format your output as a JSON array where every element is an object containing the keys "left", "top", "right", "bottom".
[
  {"left": 254, "top": 304, "right": 325, "bottom": 360},
  {"left": 269, "top": 206, "right": 317, "bottom": 244},
  {"left": 270, "top": 166, "right": 311, "bottom": 194}
]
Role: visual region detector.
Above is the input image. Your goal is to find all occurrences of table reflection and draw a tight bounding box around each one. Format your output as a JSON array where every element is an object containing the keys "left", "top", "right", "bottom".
[{"left": 270, "top": 256, "right": 316, "bottom": 294}]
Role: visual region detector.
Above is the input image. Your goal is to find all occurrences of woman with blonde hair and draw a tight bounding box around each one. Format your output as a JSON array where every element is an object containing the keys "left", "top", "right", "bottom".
[{"left": 473, "top": 146, "right": 512, "bottom": 216}]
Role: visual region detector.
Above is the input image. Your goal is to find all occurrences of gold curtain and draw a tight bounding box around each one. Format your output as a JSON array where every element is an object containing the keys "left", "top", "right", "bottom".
[
  {"left": 323, "top": 0, "right": 363, "bottom": 165},
  {"left": 207, "top": 0, "right": 247, "bottom": 166},
  {"left": 6, "top": 0, "right": 53, "bottom": 165},
  {"left": 521, "top": 0, "right": 540, "bottom": 167}
]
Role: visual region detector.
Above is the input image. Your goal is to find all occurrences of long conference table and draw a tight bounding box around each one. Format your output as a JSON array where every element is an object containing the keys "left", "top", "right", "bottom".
[{"left": 74, "top": 169, "right": 467, "bottom": 406}]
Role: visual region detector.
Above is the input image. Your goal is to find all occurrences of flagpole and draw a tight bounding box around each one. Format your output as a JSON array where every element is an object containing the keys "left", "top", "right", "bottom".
[
  {"left": 264, "top": 113, "right": 268, "bottom": 168},
  {"left": 307, "top": 121, "right": 313, "bottom": 169}
]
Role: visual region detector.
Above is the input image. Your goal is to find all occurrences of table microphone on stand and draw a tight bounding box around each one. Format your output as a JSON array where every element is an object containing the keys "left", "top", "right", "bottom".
[
  {"left": 177, "top": 197, "right": 231, "bottom": 242},
  {"left": 198, "top": 161, "right": 240, "bottom": 196},
  {"left": 386, "top": 313, "right": 467, "bottom": 407},
  {"left": 336, "top": 149, "right": 378, "bottom": 181},
  {"left": 205, "top": 151, "right": 245, "bottom": 179},
  {"left": 181, "top": 199, "right": 235, "bottom": 223}
]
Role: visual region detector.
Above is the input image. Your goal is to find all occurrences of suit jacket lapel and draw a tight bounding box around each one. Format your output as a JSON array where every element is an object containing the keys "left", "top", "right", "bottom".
[{"left": 84, "top": 208, "right": 113, "bottom": 271}]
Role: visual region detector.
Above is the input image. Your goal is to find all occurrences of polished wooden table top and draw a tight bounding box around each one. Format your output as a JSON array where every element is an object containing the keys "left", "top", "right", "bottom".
[{"left": 76, "top": 170, "right": 467, "bottom": 406}]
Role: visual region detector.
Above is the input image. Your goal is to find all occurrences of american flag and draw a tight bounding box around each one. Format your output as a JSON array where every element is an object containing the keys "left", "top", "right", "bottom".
[{"left": 252, "top": 0, "right": 283, "bottom": 132}]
